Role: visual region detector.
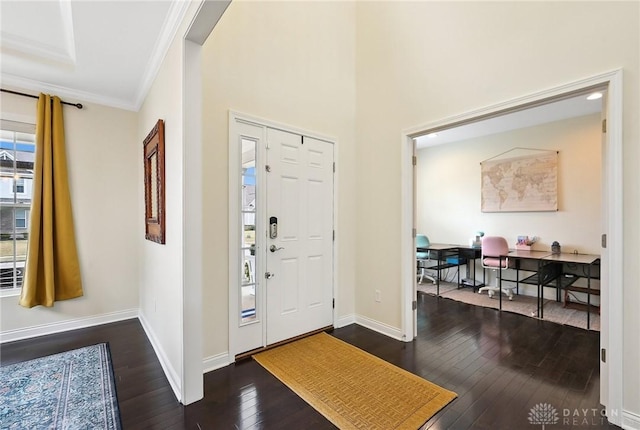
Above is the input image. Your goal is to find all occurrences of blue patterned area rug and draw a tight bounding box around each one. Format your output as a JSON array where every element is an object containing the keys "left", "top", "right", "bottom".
[{"left": 0, "top": 343, "right": 122, "bottom": 429}]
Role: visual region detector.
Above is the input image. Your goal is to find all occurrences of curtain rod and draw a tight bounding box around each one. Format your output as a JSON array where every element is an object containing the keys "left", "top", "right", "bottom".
[{"left": 1, "top": 88, "right": 83, "bottom": 109}]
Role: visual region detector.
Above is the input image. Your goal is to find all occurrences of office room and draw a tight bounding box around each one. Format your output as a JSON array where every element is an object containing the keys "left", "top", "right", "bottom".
[{"left": 414, "top": 94, "right": 603, "bottom": 329}]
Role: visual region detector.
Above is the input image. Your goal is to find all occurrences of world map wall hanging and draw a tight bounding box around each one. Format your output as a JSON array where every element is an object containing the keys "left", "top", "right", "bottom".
[{"left": 480, "top": 149, "right": 558, "bottom": 212}]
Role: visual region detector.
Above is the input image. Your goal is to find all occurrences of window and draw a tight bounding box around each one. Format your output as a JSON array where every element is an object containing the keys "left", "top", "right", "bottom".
[
  {"left": 239, "top": 139, "right": 257, "bottom": 323},
  {"left": 0, "top": 121, "right": 36, "bottom": 293},
  {"left": 15, "top": 209, "right": 28, "bottom": 229},
  {"left": 13, "top": 178, "right": 24, "bottom": 194}
]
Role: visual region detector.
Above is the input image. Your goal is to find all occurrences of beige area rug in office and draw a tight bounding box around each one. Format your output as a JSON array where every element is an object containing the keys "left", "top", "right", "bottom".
[
  {"left": 418, "top": 282, "right": 600, "bottom": 331},
  {"left": 253, "top": 332, "right": 457, "bottom": 430}
]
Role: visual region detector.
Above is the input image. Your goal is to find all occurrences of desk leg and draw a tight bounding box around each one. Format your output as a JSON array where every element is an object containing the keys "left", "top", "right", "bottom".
[
  {"left": 457, "top": 249, "right": 461, "bottom": 288},
  {"left": 516, "top": 261, "right": 520, "bottom": 296},
  {"left": 498, "top": 257, "right": 503, "bottom": 311},
  {"left": 436, "top": 250, "right": 440, "bottom": 297},
  {"left": 587, "top": 268, "right": 591, "bottom": 330},
  {"left": 537, "top": 260, "right": 543, "bottom": 319}
]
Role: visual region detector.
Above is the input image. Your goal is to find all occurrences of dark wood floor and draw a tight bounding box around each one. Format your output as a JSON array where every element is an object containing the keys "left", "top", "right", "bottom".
[{"left": 1, "top": 292, "right": 618, "bottom": 429}]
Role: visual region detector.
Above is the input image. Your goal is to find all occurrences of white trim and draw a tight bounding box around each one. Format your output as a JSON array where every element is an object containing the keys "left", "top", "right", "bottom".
[
  {"left": 0, "top": 289, "right": 21, "bottom": 299},
  {"left": 334, "top": 313, "right": 356, "bottom": 328},
  {"left": 353, "top": 314, "right": 403, "bottom": 341},
  {"left": 133, "top": 0, "right": 191, "bottom": 111},
  {"left": 622, "top": 410, "right": 640, "bottom": 430},
  {"left": 602, "top": 70, "right": 624, "bottom": 427},
  {"left": 0, "top": 309, "right": 138, "bottom": 343},
  {"left": 400, "top": 69, "right": 624, "bottom": 424},
  {"left": 138, "top": 310, "right": 182, "bottom": 403},
  {"left": 202, "top": 352, "right": 231, "bottom": 374},
  {"left": 400, "top": 133, "right": 415, "bottom": 342},
  {"left": 403, "top": 69, "right": 621, "bottom": 138},
  {"left": 0, "top": 74, "right": 138, "bottom": 111},
  {"left": 229, "top": 111, "right": 337, "bottom": 145}
]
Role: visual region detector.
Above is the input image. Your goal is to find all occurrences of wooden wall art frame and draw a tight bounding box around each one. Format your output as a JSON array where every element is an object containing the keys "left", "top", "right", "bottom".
[{"left": 143, "top": 119, "right": 166, "bottom": 244}]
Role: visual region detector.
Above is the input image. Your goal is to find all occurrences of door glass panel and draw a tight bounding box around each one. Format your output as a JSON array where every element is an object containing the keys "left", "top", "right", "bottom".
[{"left": 240, "top": 139, "right": 257, "bottom": 323}]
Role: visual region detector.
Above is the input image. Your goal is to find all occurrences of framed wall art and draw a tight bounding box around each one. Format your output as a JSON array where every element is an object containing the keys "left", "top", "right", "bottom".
[{"left": 143, "top": 119, "right": 165, "bottom": 244}]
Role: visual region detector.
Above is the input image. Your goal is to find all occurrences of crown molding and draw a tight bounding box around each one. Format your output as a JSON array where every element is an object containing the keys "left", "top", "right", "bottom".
[
  {"left": 1, "top": 73, "right": 138, "bottom": 111},
  {"left": 132, "top": 0, "right": 192, "bottom": 111},
  {"left": 1, "top": 1, "right": 191, "bottom": 113}
]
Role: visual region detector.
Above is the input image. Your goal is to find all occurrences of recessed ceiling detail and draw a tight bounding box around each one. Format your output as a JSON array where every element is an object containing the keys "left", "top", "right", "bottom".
[
  {"left": 0, "top": 0, "right": 188, "bottom": 111},
  {"left": 0, "top": 0, "right": 76, "bottom": 67}
]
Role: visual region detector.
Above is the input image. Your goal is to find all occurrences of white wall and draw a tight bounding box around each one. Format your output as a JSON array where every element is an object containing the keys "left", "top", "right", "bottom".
[
  {"left": 136, "top": 3, "right": 197, "bottom": 398},
  {"left": 417, "top": 114, "right": 602, "bottom": 253},
  {"left": 0, "top": 91, "right": 139, "bottom": 338},
  {"left": 355, "top": 0, "right": 638, "bottom": 419},
  {"left": 200, "top": 0, "right": 357, "bottom": 358}
]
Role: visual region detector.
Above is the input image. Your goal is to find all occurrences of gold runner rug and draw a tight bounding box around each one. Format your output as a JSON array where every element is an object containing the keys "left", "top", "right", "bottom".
[{"left": 253, "top": 332, "right": 457, "bottom": 429}]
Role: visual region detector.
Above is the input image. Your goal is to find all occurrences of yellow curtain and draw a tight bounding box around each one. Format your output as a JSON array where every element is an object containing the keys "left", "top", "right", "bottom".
[{"left": 19, "top": 94, "right": 83, "bottom": 308}]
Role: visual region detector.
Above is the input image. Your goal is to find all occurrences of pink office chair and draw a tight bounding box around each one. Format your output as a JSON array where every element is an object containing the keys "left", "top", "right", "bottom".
[{"left": 478, "top": 236, "right": 515, "bottom": 300}]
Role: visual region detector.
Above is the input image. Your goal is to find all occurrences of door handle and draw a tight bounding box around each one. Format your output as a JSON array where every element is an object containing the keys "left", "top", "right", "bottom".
[
  {"left": 265, "top": 272, "right": 275, "bottom": 279},
  {"left": 269, "top": 245, "right": 285, "bottom": 253}
]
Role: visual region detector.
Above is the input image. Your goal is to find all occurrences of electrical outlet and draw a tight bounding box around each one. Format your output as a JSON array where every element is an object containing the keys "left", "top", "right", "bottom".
[{"left": 375, "top": 289, "right": 381, "bottom": 302}]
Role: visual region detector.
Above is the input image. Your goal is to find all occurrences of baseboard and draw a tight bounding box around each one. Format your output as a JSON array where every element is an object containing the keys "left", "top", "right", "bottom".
[
  {"left": 623, "top": 410, "right": 640, "bottom": 429},
  {"left": 0, "top": 308, "right": 138, "bottom": 343},
  {"left": 138, "top": 311, "right": 182, "bottom": 403},
  {"left": 334, "top": 313, "right": 356, "bottom": 328},
  {"left": 203, "top": 352, "right": 231, "bottom": 374},
  {"left": 353, "top": 314, "right": 404, "bottom": 341}
]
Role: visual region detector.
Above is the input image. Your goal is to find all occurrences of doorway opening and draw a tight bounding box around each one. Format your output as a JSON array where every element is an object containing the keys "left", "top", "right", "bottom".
[{"left": 400, "top": 70, "right": 623, "bottom": 424}]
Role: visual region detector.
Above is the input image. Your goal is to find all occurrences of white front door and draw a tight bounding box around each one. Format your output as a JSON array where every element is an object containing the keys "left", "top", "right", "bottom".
[
  {"left": 229, "top": 114, "right": 335, "bottom": 357},
  {"left": 265, "top": 128, "right": 334, "bottom": 345}
]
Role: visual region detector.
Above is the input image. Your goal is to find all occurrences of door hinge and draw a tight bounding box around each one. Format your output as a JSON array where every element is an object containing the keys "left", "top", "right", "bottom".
[
  {"left": 333, "top": 162, "right": 335, "bottom": 173},
  {"left": 412, "top": 155, "right": 417, "bottom": 166},
  {"left": 601, "top": 348, "right": 606, "bottom": 363},
  {"left": 333, "top": 230, "right": 335, "bottom": 241},
  {"left": 332, "top": 298, "right": 335, "bottom": 309},
  {"left": 412, "top": 300, "right": 417, "bottom": 311},
  {"left": 601, "top": 234, "right": 607, "bottom": 248},
  {"left": 265, "top": 164, "right": 271, "bottom": 172},
  {"left": 602, "top": 118, "right": 607, "bottom": 133},
  {"left": 412, "top": 228, "right": 417, "bottom": 238}
]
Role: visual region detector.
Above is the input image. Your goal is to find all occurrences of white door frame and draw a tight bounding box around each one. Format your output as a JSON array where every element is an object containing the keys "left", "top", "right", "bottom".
[
  {"left": 228, "top": 111, "right": 339, "bottom": 358},
  {"left": 399, "top": 69, "right": 623, "bottom": 425}
]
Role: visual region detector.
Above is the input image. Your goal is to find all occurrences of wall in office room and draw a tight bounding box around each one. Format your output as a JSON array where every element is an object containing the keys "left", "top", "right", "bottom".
[
  {"left": 355, "top": 1, "right": 638, "bottom": 414},
  {"left": 201, "top": 1, "right": 357, "bottom": 358},
  {"left": 0, "top": 91, "right": 139, "bottom": 334},
  {"left": 416, "top": 113, "right": 602, "bottom": 254}
]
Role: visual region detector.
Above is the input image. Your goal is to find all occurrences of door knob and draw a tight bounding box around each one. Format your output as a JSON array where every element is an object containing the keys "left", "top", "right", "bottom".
[
  {"left": 265, "top": 272, "right": 275, "bottom": 279},
  {"left": 270, "top": 245, "right": 285, "bottom": 253}
]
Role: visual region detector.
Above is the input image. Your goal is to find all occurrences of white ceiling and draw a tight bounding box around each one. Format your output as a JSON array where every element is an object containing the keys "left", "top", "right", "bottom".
[
  {"left": 0, "top": 0, "right": 190, "bottom": 111},
  {"left": 415, "top": 93, "right": 603, "bottom": 149},
  {"left": 1, "top": 0, "right": 604, "bottom": 137}
]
